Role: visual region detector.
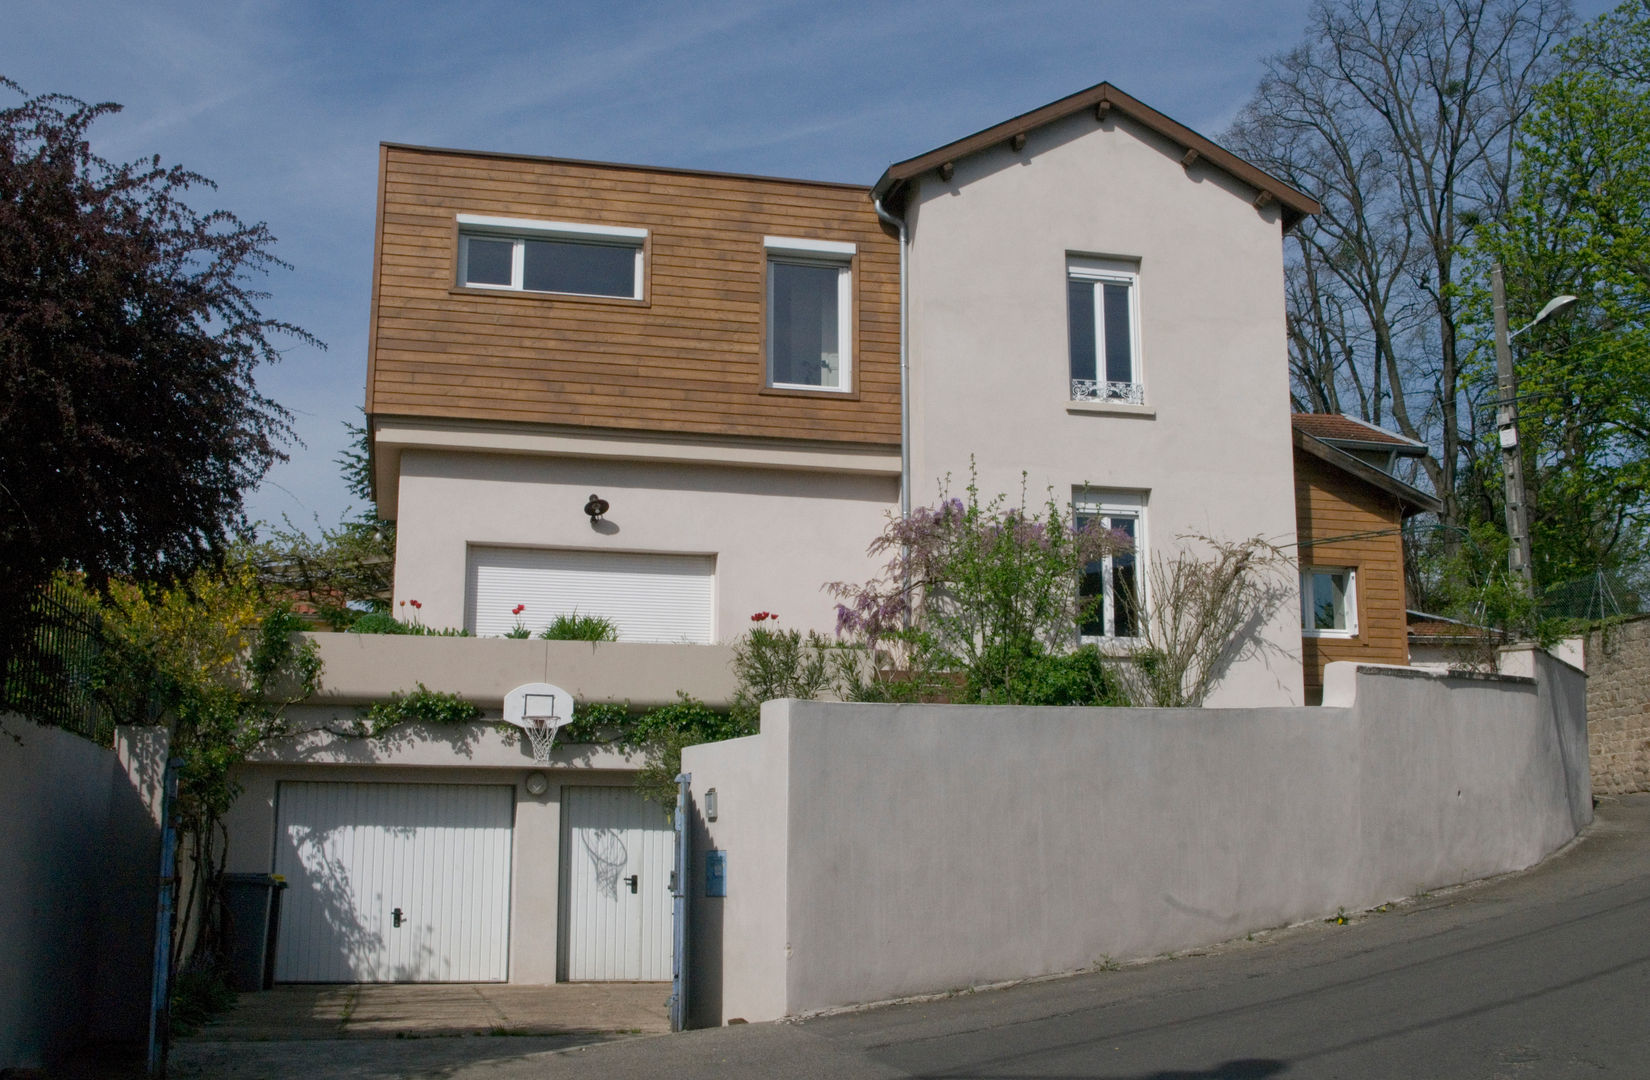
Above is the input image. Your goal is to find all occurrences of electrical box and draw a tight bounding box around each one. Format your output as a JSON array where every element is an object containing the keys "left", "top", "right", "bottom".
[{"left": 705, "top": 849, "right": 727, "bottom": 897}]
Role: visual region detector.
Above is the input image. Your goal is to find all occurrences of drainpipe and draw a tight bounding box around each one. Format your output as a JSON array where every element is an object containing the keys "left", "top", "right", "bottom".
[{"left": 871, "top": 194, "right": 909, "bottom": 523}]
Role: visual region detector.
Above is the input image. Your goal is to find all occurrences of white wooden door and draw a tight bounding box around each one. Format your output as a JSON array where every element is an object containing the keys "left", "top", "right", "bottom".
[
  {"left": 273, "top": 782, "right": 514, "bottom": 983},
  {"left": 562, "top": 786, "right": 675, "bottom": 981}
]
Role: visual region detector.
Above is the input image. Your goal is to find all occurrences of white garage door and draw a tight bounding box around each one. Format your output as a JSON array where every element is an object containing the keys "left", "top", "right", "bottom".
[
  {"left": 562, "top": 786, "right": 675, "bottom": 981},
  {"left": 467, "top": 546, "right": 715, "bottom": 642},
  {"left": 273, "top": 782, "right": 514, "bottom": 983}
]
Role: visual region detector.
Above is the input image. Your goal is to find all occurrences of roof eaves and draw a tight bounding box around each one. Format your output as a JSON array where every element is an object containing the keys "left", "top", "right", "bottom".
[
  {"left": 871, "top": 82, "right": 1321, "bottom": 229},
  {"left": 1294, "top": 428, "right": 1443, "bottom": 517}
]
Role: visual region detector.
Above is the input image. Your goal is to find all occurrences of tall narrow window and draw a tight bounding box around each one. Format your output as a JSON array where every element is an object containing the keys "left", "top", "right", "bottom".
[
  {"left": 1068, "top": 258, "right": 1142, "bottom": 404},
  {"left": 766, "top": 237, "right": 854, "bottom": 392},
  {"left": 1075, "top": 492, "right": 1145, "bottom": 640}
]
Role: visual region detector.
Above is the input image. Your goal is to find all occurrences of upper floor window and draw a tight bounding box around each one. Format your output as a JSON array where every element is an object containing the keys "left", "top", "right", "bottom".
[
  {"left": 766, "top": 236, "right": 854, "bottom": 392},
  {"left": 1301, "top": 567, "right": 1357, "bottom": 637},
  {"left": 1075, "top": 491, "right": 1144, "bottom": 640},
  {"left": 1068, "top": 257, "right": 1142, "bottom": 405},
  {"left": 456, "top": 214, "right": 646, "bottom": 300}
]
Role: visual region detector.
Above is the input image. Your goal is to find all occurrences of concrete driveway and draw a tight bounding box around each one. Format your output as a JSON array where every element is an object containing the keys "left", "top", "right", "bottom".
[{"left": 170, "top": 982, "right": 669, "bottom": 1078}]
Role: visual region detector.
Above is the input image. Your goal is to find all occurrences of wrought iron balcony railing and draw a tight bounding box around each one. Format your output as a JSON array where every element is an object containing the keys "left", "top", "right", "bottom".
[{"left": 1070, "top": 379, "right": 1145, "bottom": 405}]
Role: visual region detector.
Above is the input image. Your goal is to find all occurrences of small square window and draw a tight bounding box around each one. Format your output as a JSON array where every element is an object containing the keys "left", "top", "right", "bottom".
[
  {"left": 1068, "top": 258, "right": 1142, "bottom": 404},
  {"left": 1301, "top": 567, "right": 1357, "bottom": 636},
  {"left": 1075, "top": 491, "right": 1145, "bottom": 640},
  {"left": 766, "top": 237, "right": 853, "bottom": 393},
  {"left": 456, "top": 215, "right": 645, "bottom": 300}
]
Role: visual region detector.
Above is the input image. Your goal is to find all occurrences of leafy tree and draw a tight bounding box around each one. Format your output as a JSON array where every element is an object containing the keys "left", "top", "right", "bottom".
[
  {"left": 252, "top": 415, "right": 395, "bottom": 627},
  {"left": 1225, "top": 0, "right": 1574, "bottom": 540},
  {"left": 0, "top": 79, "right": 314, "bottom": 670},
  {"left": 1464, "top": 0, "right": 1650, "bottom": 600}
]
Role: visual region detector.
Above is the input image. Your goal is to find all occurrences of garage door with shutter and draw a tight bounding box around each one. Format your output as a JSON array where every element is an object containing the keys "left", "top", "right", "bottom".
[
  {"left": 562, "top": 786, "right": 676, "bottom": 981},
  {"left": 273, "top": 782, "right": 514, "bottom": 983},
  {"left": 467, "top": 546, "right": 715, "bottom": 642}
]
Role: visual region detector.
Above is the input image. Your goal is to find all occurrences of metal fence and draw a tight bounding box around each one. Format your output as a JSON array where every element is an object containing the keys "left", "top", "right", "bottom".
[{"left": 1, "top": 579, "right": 157, "bottom": 744}]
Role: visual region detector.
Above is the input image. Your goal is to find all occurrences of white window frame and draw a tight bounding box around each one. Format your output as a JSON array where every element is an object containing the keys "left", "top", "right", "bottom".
[
  {"left": 1300, "top": 566, "right": 1358, "bottom": 638},
  {"left": 1074, "top": 490, "right": 1146, "bottom": 643},
  {"left": 765, "top": 236, "right": 854, "bottom": 393},
  {"left": 1067, "top": 256, "right": 1144, "bottom": 405},
  {"left": 455, "top": 214, "right": 646, "bottom": 299}
]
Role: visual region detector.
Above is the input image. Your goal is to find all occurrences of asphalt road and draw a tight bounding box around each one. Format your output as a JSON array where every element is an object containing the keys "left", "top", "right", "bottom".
[{"left": 178, "top": 794, "right": 1650, "bottom": 1079}]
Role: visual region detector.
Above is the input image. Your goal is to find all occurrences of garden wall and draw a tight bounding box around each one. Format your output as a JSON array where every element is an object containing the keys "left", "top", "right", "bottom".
[
  {"left": 1585, "top": 615, "right": 1650, "bottom": 794},
  {"left": 0, "top": 717, "right": 170, "bottom": 1071},
  {"left": 683, "top": 650, "right": 1590, "bottom": 1025}
]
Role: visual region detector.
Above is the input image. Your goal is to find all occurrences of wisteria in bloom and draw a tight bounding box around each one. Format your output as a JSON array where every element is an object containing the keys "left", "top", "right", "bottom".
[{"left": 826, "top": 471, "right": 1128, "bottom": 670}]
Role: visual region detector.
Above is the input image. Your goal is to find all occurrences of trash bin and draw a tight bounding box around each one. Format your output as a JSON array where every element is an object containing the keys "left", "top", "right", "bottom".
[{"left": 220, "top": 873, "right": 287, "bottom": 991}]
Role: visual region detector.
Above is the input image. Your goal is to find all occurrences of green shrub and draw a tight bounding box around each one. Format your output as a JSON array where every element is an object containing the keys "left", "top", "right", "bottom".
[
  {"left": 346, "top": 611, "right": 404, "bottom": 634},
  {"left": 169, "top": 963, "right": 236, "bottom": 1037},
  {"left": 966, "top": 643, "right": 1123, "bottom": 706},
  {"left": 360, "top": 683, "right": 481, "bottom": 734},
  {"left": 539, "top": 612, "right": 619, "bottom": 641}
]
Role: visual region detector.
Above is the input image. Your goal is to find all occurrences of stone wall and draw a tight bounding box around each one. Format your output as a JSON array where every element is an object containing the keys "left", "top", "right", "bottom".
[{"left": 1586, "top": 615, "right": 1650, "bottom": 794}]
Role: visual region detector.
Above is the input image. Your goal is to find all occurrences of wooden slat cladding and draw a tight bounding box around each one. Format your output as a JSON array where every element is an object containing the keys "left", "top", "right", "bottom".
[
  {"left": 368, "top": 145, "right": 901, "bottom": 446},
  {"left": 1294, "top": 449, "right": 1411, "bottom": 703}
]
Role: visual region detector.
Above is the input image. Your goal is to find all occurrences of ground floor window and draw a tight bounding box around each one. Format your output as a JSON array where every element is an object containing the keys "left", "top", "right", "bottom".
[
  {"left": 1074, "top": 491, "right": 1145, "bottom": 640},
  {"left": 1301, "top": 566, "right": 1357, "bottom": 637},
  {"left": 466, "top": 546, "right": 715, "bottom": 642}
]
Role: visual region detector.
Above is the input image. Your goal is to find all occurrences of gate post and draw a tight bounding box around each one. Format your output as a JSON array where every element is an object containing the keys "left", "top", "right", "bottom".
[{"left": 668, "top": 771, "right": 691, "bottom": 1031}]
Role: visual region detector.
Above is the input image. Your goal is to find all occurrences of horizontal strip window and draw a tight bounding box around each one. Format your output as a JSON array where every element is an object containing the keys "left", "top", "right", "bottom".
[{"left": 456, "top": 215, "right": 645, "bottom": 300}]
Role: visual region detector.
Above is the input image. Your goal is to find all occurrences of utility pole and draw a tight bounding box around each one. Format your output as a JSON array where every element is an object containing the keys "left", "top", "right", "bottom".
[{"left": 1492, "top": 262, "right": 1534, "bottom": 595}]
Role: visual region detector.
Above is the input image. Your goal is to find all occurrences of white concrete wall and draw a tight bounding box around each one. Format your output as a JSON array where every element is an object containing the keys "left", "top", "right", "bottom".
[
  {"left": 297, "top": 632, "right": 740, "bottom": 709},
  {"left": 391, "top": 449, "right": 898, "bottom": 641},
  {"left": 683, "top": 652, "right": 1590, "bottom": 1023},
  {"left": 0, "top": 719, "right": 169, "bottom": 1070},
  {"left": 904, "top": 109, "right": 1303, "bottom": 706},
  {"left": 683, "top": 719, "right": 791, "bottom": 1028}
]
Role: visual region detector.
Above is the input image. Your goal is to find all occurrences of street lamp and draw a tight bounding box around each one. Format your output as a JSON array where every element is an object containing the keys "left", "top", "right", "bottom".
[{"left": 1491, "top": 262, "right": 1579, "bottom": 594}]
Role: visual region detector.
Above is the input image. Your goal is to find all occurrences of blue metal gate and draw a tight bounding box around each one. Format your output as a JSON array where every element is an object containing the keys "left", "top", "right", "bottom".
[{"left": 668, "top": 771, "right": 691, "bottom": 1031}]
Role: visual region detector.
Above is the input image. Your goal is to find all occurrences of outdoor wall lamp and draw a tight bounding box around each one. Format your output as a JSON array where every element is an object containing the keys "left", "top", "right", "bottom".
[
  {"left": 705, "top": 788, "right": 718, "bottom": 821},
  {"left": 583, "top": 494, "right": 609, "bottom": 522}
]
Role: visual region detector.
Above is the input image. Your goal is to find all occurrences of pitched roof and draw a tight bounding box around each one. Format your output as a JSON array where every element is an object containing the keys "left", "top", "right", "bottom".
[
  {"left": 1292, "top": 427, "right": 1442, "bottom": 518},
  {"left": 1291, "top": 413, "right": 1429, "bottom": 455},
  {"left": 870, "top": 82, "right": 1321, "bottom": 229}
]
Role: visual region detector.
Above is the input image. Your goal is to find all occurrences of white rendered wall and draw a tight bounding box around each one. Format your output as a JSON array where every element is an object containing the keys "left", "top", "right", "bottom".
[
  {"left": 904, "top": 110, "right": 1304, "bottom": 705},
  {"left": 686, "top": 654, "right": 1590, "bottom": 1023},
  {"left": 391, "top": 449, "right": 897, "bottom": 642}
]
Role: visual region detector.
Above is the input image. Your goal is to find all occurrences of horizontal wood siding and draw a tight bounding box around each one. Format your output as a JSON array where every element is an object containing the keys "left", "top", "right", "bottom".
[
  {"left": 1294, "top": 449, "right": 1410, "bottom": 703},
  {"left": 369, "top": 146, "right": 901, "bottom": 445}
]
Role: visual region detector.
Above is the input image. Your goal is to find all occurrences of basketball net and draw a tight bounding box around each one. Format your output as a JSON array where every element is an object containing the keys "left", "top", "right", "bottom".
[{"left": 524, "top": 714, "right": 559, "bottom": 765}]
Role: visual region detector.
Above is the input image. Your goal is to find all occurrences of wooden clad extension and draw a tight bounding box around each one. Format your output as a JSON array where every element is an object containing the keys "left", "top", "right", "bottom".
[
  {"left": 367, "top": 144, "right": 901, "bottom": 446},
  {"left": 1294, "top": 448, "right": 1410, "bottom": 704}
]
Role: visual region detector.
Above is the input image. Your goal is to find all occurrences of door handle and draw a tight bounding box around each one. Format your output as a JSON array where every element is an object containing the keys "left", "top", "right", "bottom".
[
  {"left": 624, "top": 874, "right": 638, "bottom": 894},
  {"left": 392, "top": 907, "right": 405, "bottom": 928}
]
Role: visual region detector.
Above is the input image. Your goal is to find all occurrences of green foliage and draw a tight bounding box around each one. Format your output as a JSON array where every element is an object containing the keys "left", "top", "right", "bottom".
[
  {"left": 539, "top": 612, "right": 619, "bottom": 641},
  {"left": 359, "top": 683, "right": 481, "bottom": 736},
  {"left": 628, "top": 695, "right": 752, "bottom": 808},
  {"left": 967, "top": 644, "right": 1123, "bottom": 707},
  {"left": 168, "top": 964, "right": 236, "bottom": 1037},
  {"left": 344, "top": 611, "right": 470, "bottom": 636},
  {"left": 1429, "top": 522, "right": 1563, "bottom": 647},
  {"left": 829, "top": 469, "right": 1123, "bottom": 704},
  {"left": 0, "top": 79, "right": 315, "bottom": 676},
  {"left": 558, "top": 700, "right": 631, "bottom": 744},
  {"left": 731, "top": 620, "right": 836, "bottom": 719},
  {"left": 1462, "top": 1, "right": 1650, "bottom": 597}
]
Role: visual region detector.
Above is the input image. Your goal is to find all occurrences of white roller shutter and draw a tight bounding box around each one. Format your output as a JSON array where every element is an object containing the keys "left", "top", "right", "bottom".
[{"left": 467, "top": 546, "right": 715, "bottom": 643}]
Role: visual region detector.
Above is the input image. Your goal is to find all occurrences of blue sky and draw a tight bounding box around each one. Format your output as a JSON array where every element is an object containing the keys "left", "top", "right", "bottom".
[{"left": 7, "top": 0, "right": 1616, "bottom": 532}]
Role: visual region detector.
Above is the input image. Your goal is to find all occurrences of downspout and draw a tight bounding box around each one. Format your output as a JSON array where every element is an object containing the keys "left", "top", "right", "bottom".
[{"left": 871, "top": 194, "right": 909, "bottom": 523}]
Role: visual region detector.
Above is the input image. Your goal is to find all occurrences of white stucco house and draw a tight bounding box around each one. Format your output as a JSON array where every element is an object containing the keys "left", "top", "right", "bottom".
[
  {"left": 371, "top": 80, "right": 1319, "bottom": 706},
  {"left": 225, "top": 81, "right": 1324, "bottom": 993}
]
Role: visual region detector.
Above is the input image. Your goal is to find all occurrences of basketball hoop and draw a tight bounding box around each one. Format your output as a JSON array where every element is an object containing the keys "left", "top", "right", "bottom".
[{"left": 503, "top": 683, "right": 573, "bottom": 766}]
